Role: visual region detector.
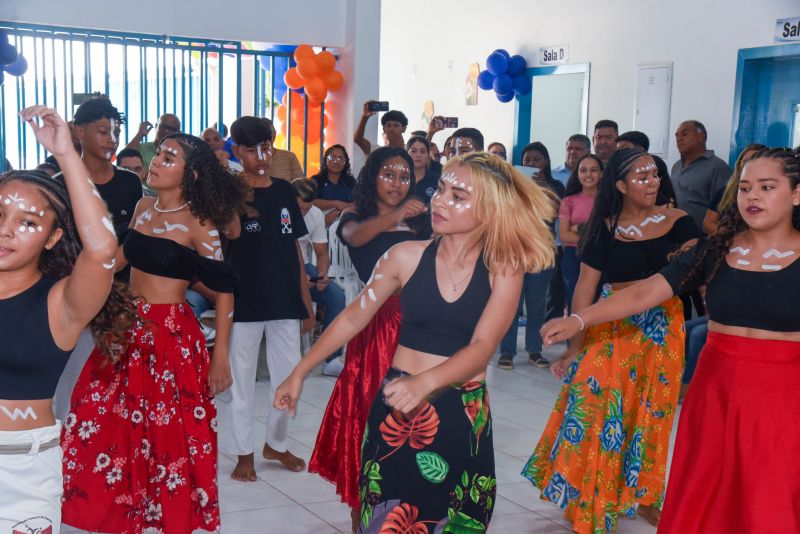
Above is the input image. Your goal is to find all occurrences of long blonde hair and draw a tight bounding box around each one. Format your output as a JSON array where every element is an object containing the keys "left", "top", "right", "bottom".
[{"left": 446, "top": 152, "right": 557, "bottom": 274}]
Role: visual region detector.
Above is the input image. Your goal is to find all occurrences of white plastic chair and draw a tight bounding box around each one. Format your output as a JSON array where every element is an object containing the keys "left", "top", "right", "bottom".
[{"left": 327, "top": 218, "right": 363, "bottom": 305}]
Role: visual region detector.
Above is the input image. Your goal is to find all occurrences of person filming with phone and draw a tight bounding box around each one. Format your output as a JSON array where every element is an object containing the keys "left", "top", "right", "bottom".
[{"left": 354, "top": 100, "right": 408, "bottom": 156}]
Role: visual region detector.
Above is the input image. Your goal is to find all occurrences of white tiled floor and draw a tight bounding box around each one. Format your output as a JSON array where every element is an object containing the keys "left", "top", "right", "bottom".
[{"left": 62, "top": 340, "right": 668, "bottom": 534}]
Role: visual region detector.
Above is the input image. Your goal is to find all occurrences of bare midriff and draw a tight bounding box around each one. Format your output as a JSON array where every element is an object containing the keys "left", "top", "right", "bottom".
[
  {"left": 708, "top": 322, "right": 800, "bottom": 342},
  {"left": 392, "top": 345, "right": 485, "bottom": 384},
  {"left": 129, "top": 268, "right": 191, "bottom": 304},
  {"left": 0, "top": 398, "right": 55, "bottom": 431}
]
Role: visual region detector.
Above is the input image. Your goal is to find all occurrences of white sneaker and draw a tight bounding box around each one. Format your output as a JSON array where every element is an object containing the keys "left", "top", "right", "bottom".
[
  {"left": 321, "top": 356, "right": 345, "bottom": 377},
  {"left": 199, "top": 322, "right": 216, "bottom": 347}
]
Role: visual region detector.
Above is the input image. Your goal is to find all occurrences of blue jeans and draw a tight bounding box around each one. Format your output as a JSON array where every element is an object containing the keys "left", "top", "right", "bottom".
[
  {"left": 500, "top": 269, "right": 554, "bottom": 356},
  {"left": 186, "top": 288, "right": 212, "bottom": 319},
  {"left": 682, "top": 316, "right": 708, "bottom": 384},
  {"left": 561, "top": 246, "right": 580, "bottom": 313},
  {"left": 306, "top": 263, "right": 346, "bottom": 358}
]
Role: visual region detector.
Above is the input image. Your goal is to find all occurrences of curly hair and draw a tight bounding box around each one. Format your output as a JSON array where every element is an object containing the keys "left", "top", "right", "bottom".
[
  {"left": 680, "top": 147, "right": 800, "bottom": 288},
  {"left": 565, "top": 154, "right": 604, "bottom": 196},
  {"left": 312, "top": 144, "right": 355, "bottom": 189},
  {"left": 0, "top": 170, "right": 137, "bottom": 359},
  {"left": 579, "top": 148, "right": 647, "bottom": 255},
  {"left": 353, "top": 146, "right": 429, "bottom": 235},
  {"left": 162, "top": 133, "right": 251, "bottom": 230}
]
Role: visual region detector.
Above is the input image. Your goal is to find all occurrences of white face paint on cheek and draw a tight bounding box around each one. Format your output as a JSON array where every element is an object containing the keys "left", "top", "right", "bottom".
[
  {"left": 105, "top": 151, "right": 113, "bottom": 161},
  {"left": 109, "top": 119, "right": 117, "bottom": 144},
  {"left": 258, "top": 169, "right": 265, "bottom": 175}
]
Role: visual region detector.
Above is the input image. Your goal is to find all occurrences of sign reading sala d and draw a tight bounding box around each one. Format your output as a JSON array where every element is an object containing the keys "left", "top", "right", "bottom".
[{"left": 775, "top": 16, "right": 800, "bottom": 42}]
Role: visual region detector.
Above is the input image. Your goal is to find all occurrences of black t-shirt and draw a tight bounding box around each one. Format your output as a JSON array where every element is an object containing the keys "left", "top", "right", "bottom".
[
  {"left": 95, "top": 166, "right": 144, "bottom": 240},
  {"left": 227, "top": 178, "right": 309, "bottom": 322},
  {"left": 414, "top": 161, "right": 443, "bottom": 203},
  {"left": 581, "top": 215, "right": 702, "bottom": 283}
]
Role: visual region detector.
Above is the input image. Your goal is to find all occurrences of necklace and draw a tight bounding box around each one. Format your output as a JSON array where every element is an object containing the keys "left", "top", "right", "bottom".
[
  {"left": 154, "top": 199, "right": 189, "bottom": 213},
  {"left": 441, "top": 250, "right": 475, "bottom": 292}
]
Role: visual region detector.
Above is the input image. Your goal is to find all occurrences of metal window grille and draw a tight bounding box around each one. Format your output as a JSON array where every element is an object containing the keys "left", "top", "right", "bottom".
[{"left": 0, "top": 21, "right": 326, "bottom": 173}]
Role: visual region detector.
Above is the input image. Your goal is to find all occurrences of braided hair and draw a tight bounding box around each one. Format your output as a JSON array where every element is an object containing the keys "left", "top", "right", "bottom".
[
  {"left": 681, "top": 147, "right": 800, "bottom": 287},
  {"left": 0, "top": 170, "right": 137, "bottom": 359},
  {"left": 161, "top": 133, "right": 251, "bottom": 229}
]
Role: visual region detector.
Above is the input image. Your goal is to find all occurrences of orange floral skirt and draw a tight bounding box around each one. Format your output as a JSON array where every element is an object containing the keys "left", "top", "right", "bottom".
[{"left": 523, "top": 288, "right": 685, "bottom": 534}]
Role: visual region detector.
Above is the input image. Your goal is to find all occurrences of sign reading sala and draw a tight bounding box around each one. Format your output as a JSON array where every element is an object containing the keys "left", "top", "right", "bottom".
[
  {"left": 775, "top": 16, "right": 800, "bottom": 42},
  {"left": 539, "top": 45, "right": 569, "bottom": 66}
]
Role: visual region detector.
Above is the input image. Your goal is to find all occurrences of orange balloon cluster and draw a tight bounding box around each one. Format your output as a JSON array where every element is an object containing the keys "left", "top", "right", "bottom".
[
  {"left": 274, "top": 92, "right": 340, "bottom": 176},
  {"left": 283, "top": 45, "right": 344, "bottom": 104}
]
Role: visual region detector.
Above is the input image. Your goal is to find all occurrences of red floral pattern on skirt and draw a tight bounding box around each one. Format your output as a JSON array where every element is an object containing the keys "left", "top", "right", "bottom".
[{"left": 61, "top": 302, "right": 219, "bottom": 534}]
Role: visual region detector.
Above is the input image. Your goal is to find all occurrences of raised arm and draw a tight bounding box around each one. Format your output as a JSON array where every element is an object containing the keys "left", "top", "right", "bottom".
[
  {"left": 20, "top": 106, "right": 118, "bottom": 348},
  {"left": 125, "top": 120, "right": 153, "bottom": 151},
  {"left": 340, "top": 199, "right": 427, "bottom": 247},
  {"left": 353, "top": 101, "right": 376, "bottom": 156},
  {"left": 383, "top": 267, "right": 523, "bottom": 415},
  {"left": 273, "top": 241, "right": 413, "bottom": 415}
]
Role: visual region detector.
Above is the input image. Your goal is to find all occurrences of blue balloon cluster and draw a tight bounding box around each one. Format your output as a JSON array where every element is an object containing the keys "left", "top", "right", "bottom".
[
  {"left": 257, "top": 44, "right": 298, "bottom": 103},
  {"left": 477, "top": 49, "right": 530, "bottom": 103},
  {"left": 0, "top": 31, "right": 28, "bottom": 85}
]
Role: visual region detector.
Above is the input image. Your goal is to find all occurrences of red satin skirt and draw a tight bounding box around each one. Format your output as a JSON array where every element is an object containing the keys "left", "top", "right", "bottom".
[
  {"left": 659, "top": 332, "right": 800, "bottom": 534},
  {"left": 308, "top": 295, "right": 402, "bottom": 508}
]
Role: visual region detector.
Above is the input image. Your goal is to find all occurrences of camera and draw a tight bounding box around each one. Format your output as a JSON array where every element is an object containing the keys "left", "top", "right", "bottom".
[{"left": 367, "top": 101, "right": 390, "bottom": 112}]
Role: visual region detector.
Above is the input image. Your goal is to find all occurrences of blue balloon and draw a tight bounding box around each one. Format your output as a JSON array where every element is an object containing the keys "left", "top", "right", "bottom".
[
  {"left": 477, "top": 70, "right": 495, "bottom": 91},
  {"left": 0, "top": 69, "right": 4, "bottom": 86},
  {"left": 492, "top": 74, "right": 513, "bottom": 96},
  {"left": 496, "top": 91, "right": 514, "bottom": 103},
  {"left": 4, "top": 53, "right": 26, "bottom": 77},
  {"left": 507, "top": 55, "right": 527, "bottom": 76},
  {"left": 486, "top": 52, "right": 509, "bottom": 76},
  {"left": 512, "top": 74, "right": 532, "bottom": 96},
  {"left": 0, "top": 41, "right": 16, "bottom": 66},
  {"left": 493, "top": 49, "right": 511, "bottom": 60}
]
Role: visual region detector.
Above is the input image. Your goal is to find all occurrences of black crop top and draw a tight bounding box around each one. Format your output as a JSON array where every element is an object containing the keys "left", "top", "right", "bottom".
[
  {"left": 398, "top": 240, "right": 492, "bottom": 357},
  {"left": 660, "top": 240, "right": 800, "bottom": 332},
  {"left": 123, "top": 230, "right": 238, "bottom": 293},
  {"left": 337, "top": 212, "right": 425, "bottom": 283},
  {"left": 0, "top": 277, "right": 71, "bottom": 400},
  {"left": 581, "top": 215, "right": 702, "bottom": 283}
]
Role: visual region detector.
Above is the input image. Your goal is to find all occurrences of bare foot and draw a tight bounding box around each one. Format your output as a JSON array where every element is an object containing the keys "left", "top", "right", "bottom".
[
  {"left": 262, "top": 442, "right": 306, "bottom": 472},
  {"left": 231, "top": 453, "right": 257, "bottom": 482},
  {"left": 638, "top": 504, "right": 661, "bottom": 526},
  {"left": 350, "top": 506, "right": 360, "bottom": 533}
]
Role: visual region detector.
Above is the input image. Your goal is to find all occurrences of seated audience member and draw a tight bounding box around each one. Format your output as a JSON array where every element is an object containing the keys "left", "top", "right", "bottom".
[
  {"left": 202, "top": 126, "right": 244, "bottom": 172},
  {"left": 354, "top": 100, "right": 408, "bottom": 156},
  {"left": 292, "top": 178, "right": 347, "bottom": 377},
  {"left": 488, "top": 142, "right": 508, "bottom": 161},
  {"left": 125, "top": 113, "right": 181, "bottom": 168},
  {"left": 616, "top": 130, "right": 650, "bottom": 151},
  {"left": 311, "top": 145, "right": 357, "bottom": 226},
  {"left": 703, "top": 143, "right": 766, "bottom": 234},
  {"left": 429, "top": 142, "right": 442, "bottom": 163},
  {"left": 117, "top": 147, "right": 155, "bottom": 197},
  {"left": 264, "top": 119, "right": 305, "bottom": 181},
  {"left": 552, "top": 134, "right": 592, "bottom": 185},
  {"left": 406, "top": 136, "right": 442, "bottom": 203},
  {"left": 211, "top": 121, "right": 238, "bottom": 162},
  {"left": 451, "top": 127, "right": 484, "bottom": 156}
]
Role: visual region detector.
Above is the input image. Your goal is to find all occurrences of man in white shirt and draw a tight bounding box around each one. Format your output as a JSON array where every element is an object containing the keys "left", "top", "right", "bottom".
[{"left": 293, "top": 178, "right": 347, "bottom": 376}]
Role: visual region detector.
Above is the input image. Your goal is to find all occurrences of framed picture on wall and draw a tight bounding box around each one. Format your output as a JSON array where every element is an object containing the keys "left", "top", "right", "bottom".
[{"left": 465, "top": 63, "right": 479, "bottom": 106}]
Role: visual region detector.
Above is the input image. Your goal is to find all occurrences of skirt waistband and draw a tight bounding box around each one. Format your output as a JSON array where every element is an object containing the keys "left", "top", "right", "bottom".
[{"left": 705, "top": 332, "right": 800, "bottom": 363}]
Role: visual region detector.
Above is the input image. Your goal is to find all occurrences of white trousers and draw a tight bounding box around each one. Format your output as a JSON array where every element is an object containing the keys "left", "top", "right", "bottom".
[
  {"left": 0, "top": 423, "right": 62, "bottom": 534},
  {"left": 221, "top": 320, "right": 300, "bottom": 455},
  {"left": 53, "top": 329, "right": 95, "bottom": 421}
]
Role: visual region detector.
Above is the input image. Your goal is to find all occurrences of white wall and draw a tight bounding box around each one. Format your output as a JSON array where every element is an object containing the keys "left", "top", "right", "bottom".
[
  {"left": 380, "top": 0, "right": 798, "bottom": 166},
  {"left": 0, "top": 0, "right": 348, "bottom": 47}
]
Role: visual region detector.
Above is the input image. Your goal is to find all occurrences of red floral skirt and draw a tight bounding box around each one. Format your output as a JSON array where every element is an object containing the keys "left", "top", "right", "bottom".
[
  {"left": 61, "top": 302, "right": 219, "bottom": 534},
  {"left": 658, "top": 332, "right": 800, "bottom": 534},
  {"left": 308, "top": 295, "right": 402, "bottom": 508}
]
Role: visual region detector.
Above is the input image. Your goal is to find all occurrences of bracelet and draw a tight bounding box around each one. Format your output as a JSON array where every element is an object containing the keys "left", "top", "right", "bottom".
[{"left": 569, "top": 313, "right": 585, "bottom": 331}]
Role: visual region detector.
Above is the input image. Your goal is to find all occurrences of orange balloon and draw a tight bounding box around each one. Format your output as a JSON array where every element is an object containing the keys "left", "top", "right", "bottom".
[
  {"left": 284, "top": 67, "right": 304, "bottom": 90},
  {"left": 315, "top": 51, "right": 336, "bottom": 75},
  {"left": 294, "top": 45, "right": 315, "bottom": 63},
  {"left": 305, "top": 77, "right": 326, "bottom": 102},
  {"left": 279, "top": 121, "right": 287, "bottom": 136},
  {"left": 276, "top": 105, "right": 287, "bottom": 123},
  {"left": 306, "top": 128, "right": 321, "bottom": 145},
  {"left": 296, "top": 58, "right": 318, "bottom": 80},
  {"left": 324, "top": 70, "right": 344, "bottom": 92}
]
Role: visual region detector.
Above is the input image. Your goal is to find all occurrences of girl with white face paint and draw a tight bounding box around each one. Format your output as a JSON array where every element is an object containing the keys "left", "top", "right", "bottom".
[
  {"left": 541, "top": 147, "right": 800, "bottom": 533},
  {"left": 0, "top": 105, "right": 132, "bottom": 534},
  {"left": 60, "top": 133, "right": 249, "bottom": 534},
  {"left": 276, "top": 151, "right": 556, "bottom": 532}
]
